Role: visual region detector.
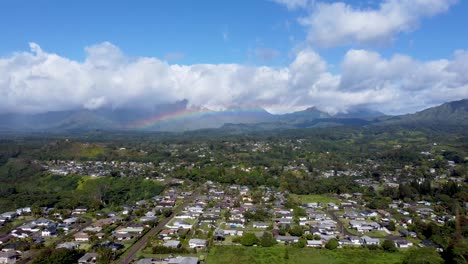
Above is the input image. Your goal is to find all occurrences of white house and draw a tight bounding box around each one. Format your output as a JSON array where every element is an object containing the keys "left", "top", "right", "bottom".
[
  {"left": 360, "top": 236, "right": 380, "bottom": 245},
  {"left": 189, "top": 238, "right": 207, "bottom": 248},
  {"left": 306, "top": 240, "right": 323, "bottom": 248}
]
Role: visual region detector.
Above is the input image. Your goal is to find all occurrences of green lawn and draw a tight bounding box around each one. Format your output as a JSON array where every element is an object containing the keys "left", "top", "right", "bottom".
[
  {"left": 206, "top": 246, "right": 404, "bottom": 264},
  {"left": 290, "top": 194, "right": 340, "bottom": 204}
]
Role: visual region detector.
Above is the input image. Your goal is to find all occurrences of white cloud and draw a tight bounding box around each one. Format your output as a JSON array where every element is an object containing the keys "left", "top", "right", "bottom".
[
  {"left": 297, "top": 0, "right": 457, "bottom": 47},
  {"left": 0, "top": 42, "right": 466, "bottom": 115}
]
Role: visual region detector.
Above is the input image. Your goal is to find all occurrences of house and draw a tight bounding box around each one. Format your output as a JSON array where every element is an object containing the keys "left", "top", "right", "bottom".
[
  {"left": 395, "top": 239, "right": 413, "bottom": 248},
  {"left": 159, "top": 229, "right": 177, "bottom": 238},
  {"left": 189, "top": 238, "right": 207, "bottom": 249},
  {"left": 63, "top": 217, "right": 78, "bottom": 225},
  {"left": 41, "top": 226, "right": 57, "bottom": 237},
  {"left": 253, "top": 222, "right": 269, "bottom": 229},
  {"left": 34, "top": 218, "right": 54, "bottom": 227},
  {"left": 349, "top": 220, "right": 381, "bottom": 232},
  {"left": 304, "top": 202, "right": 321, "bottom": 208},
  {"left": 360, "top": 236, "right": 380, "bottom": 245},
  {"left": 226, "top": 220, "right": 244, "bottom": 228},
  {"left": 343, "top": 211, "right": 359, "bottom": 220},
  {"left": 306, "top": 240, "right": 323, "bottom": 248},
  {"left": 276, "top": 236, "right": 299, "bottom": 243},
  {"left": 176, "top": 212, "right": 198, "bottom": 220},
  {"left": 115, "top": 233, "right": 134, "bottom": 241},
  {"left": 116, "top": 225, "right": 144, "bottom": 234},
  {"left": 168, "top": 256, "right": 199, "bottom": 264},
  {"left": 339, "top": 236, "right": 361, "bottom": 246},
  {"left": 0, "top": 251, "right": 17, "bottom": 264},
  {"left": 99, "top": 241, "right": 124, "bottom": 251},
  {"left": 163, "top": 240, "right": 181, "bottom": 248},
  {"left": 140, "top": 216, "right": 157, "bottom": 222},
  {"left": 136, "top": 258, "right": 153, "bottom": 264},
  {"left": 78, "top": 252, "right": 98, "bottom": 264},
  {"left": 11, "top": 230, "right": 33, "bottom": 239},
  {"left": 74, "top": 232, "right": 90, "bottom": 242},
  {"left": 16, "top": 207, "right": 31, "bottom": 215},
  {"left": 169, "top": 220, "right": 192, "bottom": 229},
  {"left": 56, "top": 242, "right": 80, "bottom": 249},
  {"left": 360, "top": 211, "right": 378, "bottom": 218},
  {"left": 328, "top": 203, "right": 339, "bottom": 210},
  {"left": 0, "top": 212, "right": 17, "bottom": 221},
  {"left": 73, "top": 206, "right": 88, "bottom": 215},
  {"left": 83, "top": 226, "right": 102, "bottom": 233}
]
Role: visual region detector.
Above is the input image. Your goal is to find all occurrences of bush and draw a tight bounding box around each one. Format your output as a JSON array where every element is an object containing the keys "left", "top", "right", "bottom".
[
  {"left": 325, "top": 238, "right": 339, "bottom": 250},
  {"left": 402, "top": 247, "right": 444, "bottom": 264},
  {"left": 382, "top": 239, "right": 397, "bottom": 252},
  {"left": 260, "top": 232, "right": 277, "bottom": 247},
  {"left": 240, "top": 233, "right": 259, "bottom": 246}
]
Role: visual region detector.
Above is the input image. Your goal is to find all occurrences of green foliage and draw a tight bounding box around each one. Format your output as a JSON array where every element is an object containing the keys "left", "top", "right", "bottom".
[
  {"left": 325, "top": 239, "right": 339, "bottom": 250},
  {"left": 0, "top": 158, "right": 164, "bottom": 211},
  {"left": 32, "top": 248, "right": 83, "bottom": 264},
  {"left": 240, "top": 232, "right": 259, "bottom": 246},
  {"left": 259, "top": 232, "right": 277, "bottom": 247},
  {"left": 207, "top": 246, "right": 405, "bottom": 264},
  {"left": 289, "top": 226, "right": 304, "bottom": 237},
  {"left": 381, "top": 240, "right": 397, "bottom": 252},
  {"left": 402, "top": 247, "right": 444, "bottom": 264},
  {"left": 243, "top": 208, "right": 272, "bottom": 222}
]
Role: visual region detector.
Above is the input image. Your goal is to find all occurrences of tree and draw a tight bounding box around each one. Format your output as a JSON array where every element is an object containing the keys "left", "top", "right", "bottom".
[
  {"left": 32, "top": 248, "right": 83, "bottom": 264},
  {"left": 402, "top": 247, "right": 444, "bottom": 264},
  {"left": 289, "top": 226, "right": 304, "bottom": 237},
  {"left": 260, "top": 232, "right": 277, "bottom": 247},
  {"left": 382, "top": 239, "right": 397, "bottom": 252},
  {"left": 325, "top": 238, "right": 339, "bottom": 250},
  {"left": 295, "top": 237, "right": 306, "bottom": 248},
  {"left": 388, "top": 220, "right": 396, "bottom": 231},
  {"left": 240, "top": 232, "right": 259, "bottom": 246}
]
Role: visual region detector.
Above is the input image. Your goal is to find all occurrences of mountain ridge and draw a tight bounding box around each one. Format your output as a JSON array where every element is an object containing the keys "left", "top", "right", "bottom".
[{"left": 0, "top": 99, "right": 465, "bottom": 132}]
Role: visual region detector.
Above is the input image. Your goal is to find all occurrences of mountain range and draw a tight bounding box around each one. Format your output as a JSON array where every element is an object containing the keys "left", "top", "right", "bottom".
[{"left": 0, "top": 99, "right": 466, "bottom": 132}]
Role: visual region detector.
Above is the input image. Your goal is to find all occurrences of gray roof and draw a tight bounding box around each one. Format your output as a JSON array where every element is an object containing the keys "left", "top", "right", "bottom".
[
  {"left": 164, "top": 240, "right": 181, "bottom": 248},
  {"left": 168, "top": 256, "right": 199, "bottom": 264}
]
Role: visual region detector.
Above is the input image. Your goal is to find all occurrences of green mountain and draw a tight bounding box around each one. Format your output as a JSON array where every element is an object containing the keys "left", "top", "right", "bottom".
[{"left": 380, "top": 99, "right": 468, "bottom": 126}]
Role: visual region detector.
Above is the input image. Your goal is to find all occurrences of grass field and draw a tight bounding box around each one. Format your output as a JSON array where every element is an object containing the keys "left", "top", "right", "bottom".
[
  {"left": 290, "top": 194, "right": 340, "bottom": 204},
  {"left": 206, "top": 246, "right": 404, "bottom": 264}
]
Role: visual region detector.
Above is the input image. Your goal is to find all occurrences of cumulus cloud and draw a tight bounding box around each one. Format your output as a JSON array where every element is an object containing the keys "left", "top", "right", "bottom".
[
  {"left": 296, "top": 0, "right": 457, "bottom": 47},
  {"left": 0, "top": 42, "right": 466, "bottom": 115}
]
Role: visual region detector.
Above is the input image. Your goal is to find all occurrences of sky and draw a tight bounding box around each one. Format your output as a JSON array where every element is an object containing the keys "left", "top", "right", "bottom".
[{"left": 0, "top": 0, "right": 467, "bottom": 115}]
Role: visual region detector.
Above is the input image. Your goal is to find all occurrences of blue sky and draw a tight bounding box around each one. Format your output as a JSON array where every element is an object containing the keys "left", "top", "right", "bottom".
[
  {"left": 0, "top": 0, "right": 467, "bottom": 114},
  {"left": 2, "top": 0, "right": 466, "bottom": 65},
  {"left": 0, "top": 0, "right": 302, "bottom": 65}
]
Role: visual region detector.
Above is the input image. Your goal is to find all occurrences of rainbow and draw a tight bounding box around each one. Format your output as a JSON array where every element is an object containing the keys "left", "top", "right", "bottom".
[{"left": 127, "top": 107, "right": 267, "bottom": 129}]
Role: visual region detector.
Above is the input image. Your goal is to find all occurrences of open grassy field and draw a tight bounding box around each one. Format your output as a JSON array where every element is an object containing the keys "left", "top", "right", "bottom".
[
  {"left": 290, "top": 194, "right": 340, "bottom": 204},
  {"left": 206, "top": 246, "right": 405, "bottom": 264}
]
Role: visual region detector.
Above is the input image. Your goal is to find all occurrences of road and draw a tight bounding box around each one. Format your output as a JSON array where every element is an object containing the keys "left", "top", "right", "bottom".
[
  {"left": 327, "top": 210, "right": 354, "bottom": 237},
  {"left": 327, "top": 210, "right": 399, "bottom": 241},
  {"left": 116, "top": 191, "right": 199, "bottom": 264}
]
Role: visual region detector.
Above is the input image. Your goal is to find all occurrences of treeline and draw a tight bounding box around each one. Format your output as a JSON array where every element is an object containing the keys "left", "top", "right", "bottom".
[{"left": 0, "top": 158, "right": 164, "bottom": 211}]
